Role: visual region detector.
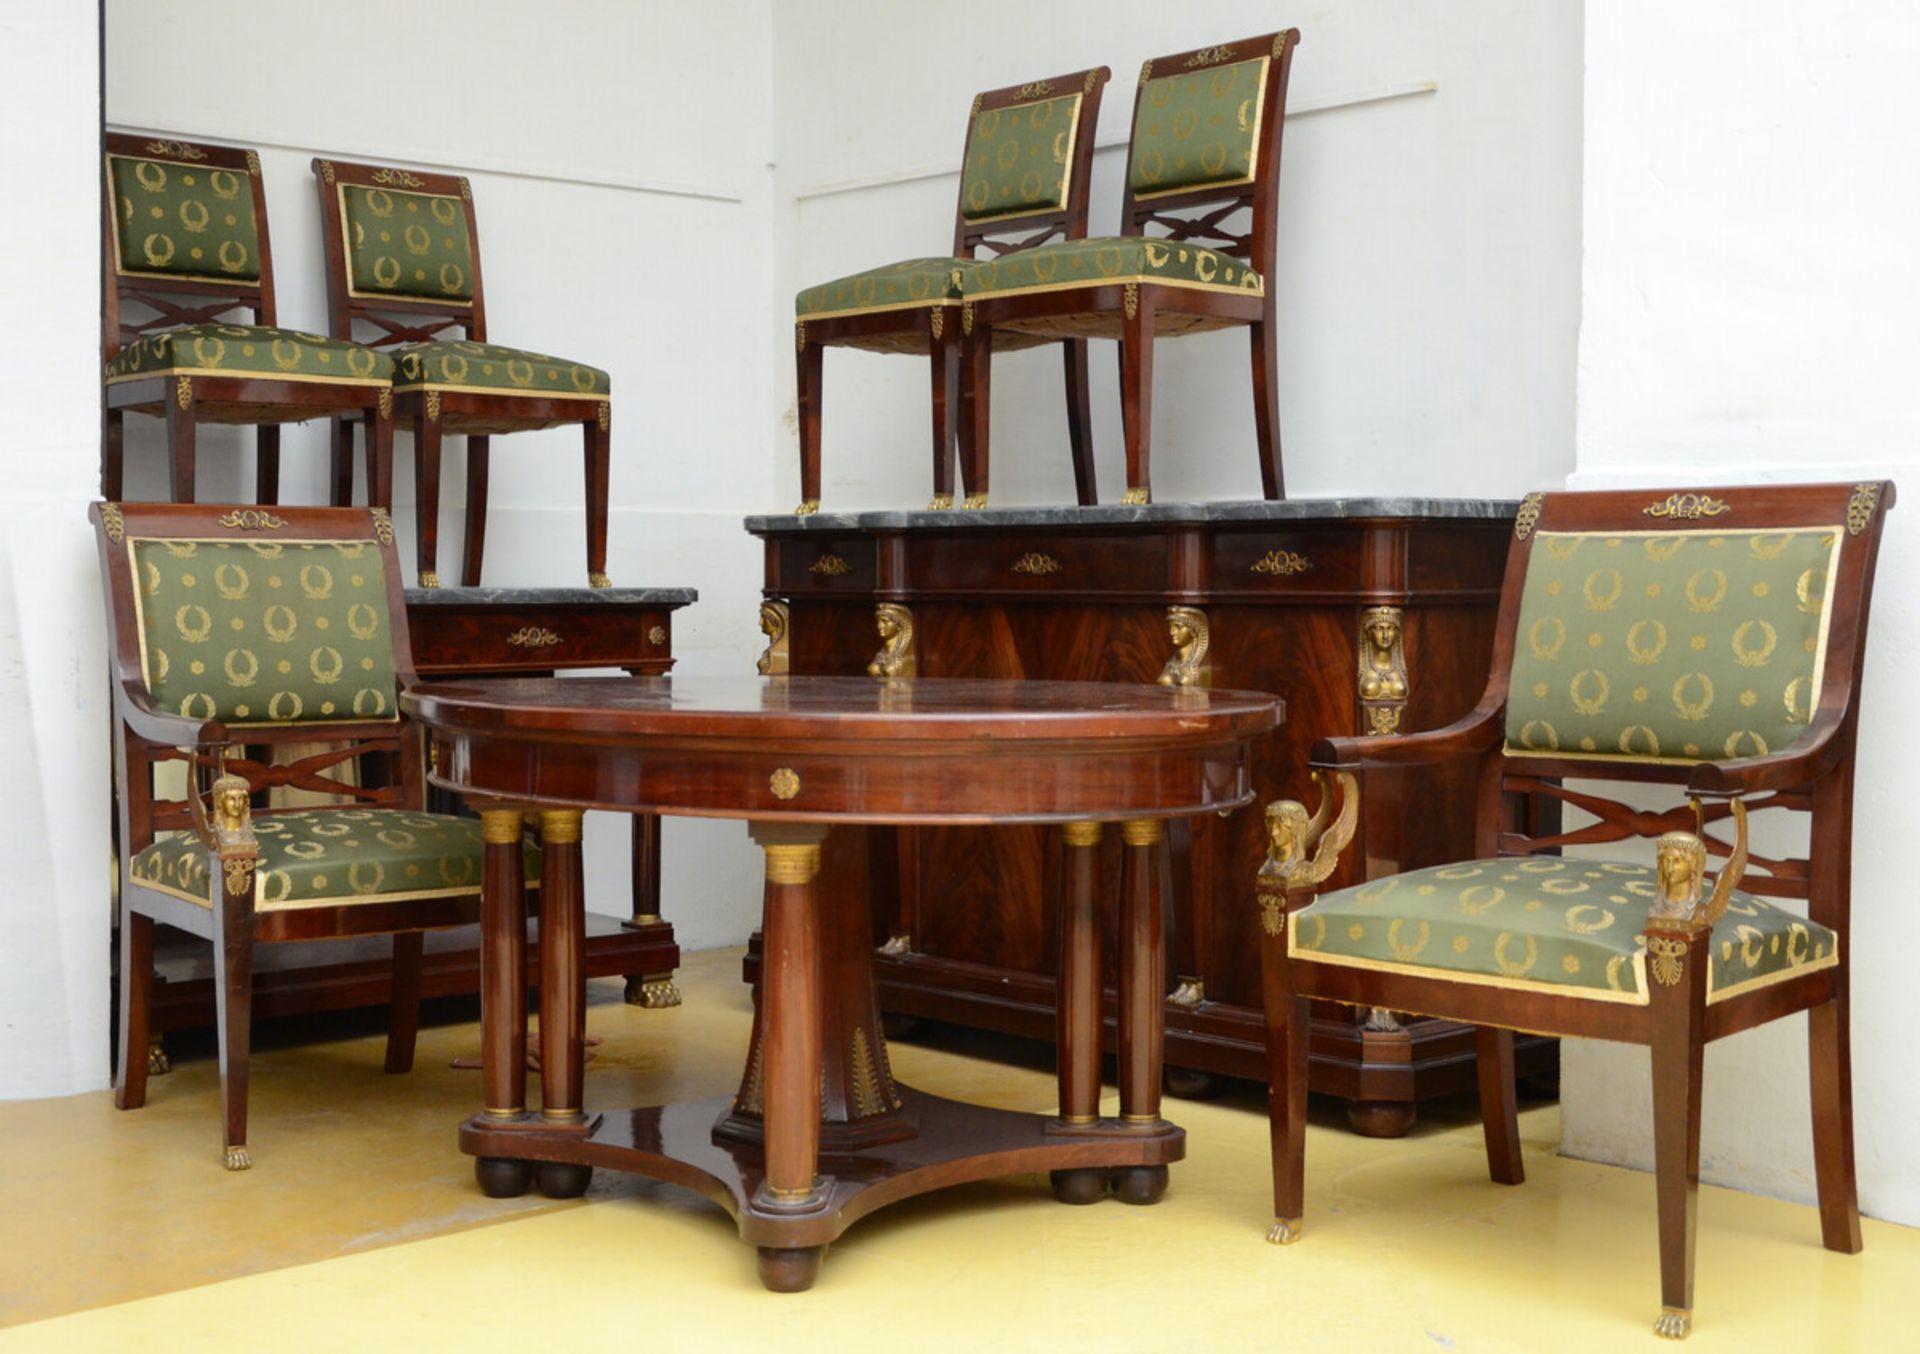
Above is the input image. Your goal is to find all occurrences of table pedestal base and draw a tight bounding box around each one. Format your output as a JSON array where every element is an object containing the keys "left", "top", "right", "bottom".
[{"left": 460, "top": 1088, "right": 1183, "bottom": 1286}]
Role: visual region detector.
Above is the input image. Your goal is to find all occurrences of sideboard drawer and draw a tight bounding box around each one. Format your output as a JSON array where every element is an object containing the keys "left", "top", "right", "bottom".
[
  {"left": 777, "top": 538, "right": 876, "bottom": 593},
  {"left": 1211, "top": 529, "right": 1360, "bottom": 594},
  {"left": 904, "top": 531, "right": 1168, "bottom": 596}
]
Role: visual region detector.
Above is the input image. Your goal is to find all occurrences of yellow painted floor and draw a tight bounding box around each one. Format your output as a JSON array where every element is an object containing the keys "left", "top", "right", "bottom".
[{"left": 2, "top": 947, "right": 1913, "bottom": 1351}]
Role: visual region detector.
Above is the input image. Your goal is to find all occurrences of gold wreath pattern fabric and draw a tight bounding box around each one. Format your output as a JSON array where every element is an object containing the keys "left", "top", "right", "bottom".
[
  {"left": 1129, "top": 57, "right": 1267, "bottom": 197},
  {"left": 960, "top": 92, "right": 1083, "bottom": 222},
  {"left": 1505, "top": 529, "right": 1841, "bottom": 760},
  {"left": 131, "top": 809, "right": 539, "bottom": 912},
  {"left": 795, "top": 257, "right": 968, "bottom": 320},
  {"left": 960, "top": 236, "right": 1263, "bottom": 300},
  {"left": 340, "top": 185, "right": 475, "bottom": 303},
  {"left": 106, "top": 323, "right": 395, "bottom": 385},
  {"left": 391, "top": 340, "right": 610, "bottom": 398},
  {"left": 1287, "top": 857, "right": 1837, "bottom": 1005},
  {"left": 131, "top": 539, "right": 399, "bottom": 725},
  {"left": 108, "top": 153, "right": 262, "bottom": 283}
]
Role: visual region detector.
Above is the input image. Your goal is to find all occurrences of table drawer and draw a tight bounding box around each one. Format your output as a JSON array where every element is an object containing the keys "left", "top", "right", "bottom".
[{"left": 409, "top": 605, "right": 672, "bottom": 674}]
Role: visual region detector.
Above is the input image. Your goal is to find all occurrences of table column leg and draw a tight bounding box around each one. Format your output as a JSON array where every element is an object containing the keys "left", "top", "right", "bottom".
[
  {"left": 474, "top": 806, "right": 532, "bottom": 1198},
  {"left": 623, "top": 811, "right": 682, "bottom": 1008},
  {"left": 1052, "top": 820, "right": 1107, "bottom": 1204},
  {"left": 749, "top": 820, "right": 830, "bottom": 1293},
  {"left": 1115, "top": 817, "right": 1169, "bottom": 1204},
  {"left": 535, "top": 808, "right": 592, "bottom": 1199}
]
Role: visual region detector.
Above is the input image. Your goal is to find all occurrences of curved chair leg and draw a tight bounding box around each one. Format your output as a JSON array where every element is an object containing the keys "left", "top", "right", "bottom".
[
  {"left": 1118, "top": 293, "right": 1156, "bottom": 504},
  {"left": 583, "top": 413, "right": 610, "bottom": 586},
  {"left": 1475, "top": 1025, "right": 1525, "bottom": 1185},
  {"left": 114, "top": 909, "right": 153, "bottom": 1110},
  {"left": 165, "top": 382, "right": 197, "bottom": 503},
  {"left": 255, "top": 425, "right": 281, "bottom": 505},
  {"left": 1809, "top": 996, "right": 1863, "bottom": 1252},
  {"left": 414, "top": 408, "right": 444, "bottom": 587},
  {"left": 102, "top": 405, "right": 124, "bottom": 501},
  {"left": 1062, "top": 338, "right": 1097, "bottom": 505},
  {"left": 328, "top": 417, "right": 355, "bottom": 506},
  {"left": 962, "top": 327, "right": 992, "bottom": 508},
  {"left": 212, "top": 883, "right": 256, "bottom": 1170},
  {"left": 1648, "top": 929, "right": 1708, "bottom": 1339},
  {"left": 795, "top": 334, "right": 823, "bottom": 513},
  {"left": 1258, "top": 904, "right": 1308, "bottom": 1244},
  {"left": 385, "top": 931, "right": 425, "bottom": 1074},
  {"left": 368, "top": 411, "right": 394, "bottom": 511},
  {"left": 1249, "top": 316, "right": 1284, "bottom": 500},
  {"left": 462, "top": 435, "right": 490, "bottom": 587},
  {"left": 927, "top": 330, "right": 959, "bottom": 509}
]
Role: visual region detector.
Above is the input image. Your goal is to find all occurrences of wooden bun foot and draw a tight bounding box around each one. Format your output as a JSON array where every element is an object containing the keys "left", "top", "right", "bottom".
[
  {"left": 756, "top": 1245, "right": 825, "bottom": 1293},
  {"left": 1110, "top": 1164, "right": 1168, "bottom": 1205},
  {"left": 536, "top": 1161, "right": 593, "bottom": 1198},
  {"left": 1164, "top": 1066, "right": 1225, "bottom": 1100},
  {"left": 475, "top": 1156, "right": 534, "bottom": 1198},
  {"left": 1345, "top": 1099, "right": 1416, "bottom": 1138},
  {"left": 1050, "top": 1167, "right": 1109, "bottom": 1204}
]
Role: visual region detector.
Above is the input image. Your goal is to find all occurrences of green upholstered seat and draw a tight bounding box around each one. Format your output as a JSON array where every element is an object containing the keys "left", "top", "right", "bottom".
[
  {"left": 796, "top": 258, "right": 968, "bottom": 320},
  {"left": 129, "top": 537, "right": 400, "bottom": 725},
  {"left": 959, "top": 236, "right": 1263, "bottom": 301},
  {"left": 392, "top": 340, "right": 610, "bottom": 398},
  {"left": 108, "top": 152, "right": 262, "bottom": 283},
  {"left": 1130, "top": 56, "right": 1269, "bottom": 198},
  {"left": 106, "top": 324, "right": 393, "bottom": 386},
  {"left": 131, "top": 808, "right": 537, "bottom": 912},
  {"left": 1289, "top": 857, "right": 1837, "bottom": 1005},
  {"left": 1506, "top": 528, "right": 1840, "bottom": 760},
  {"left": 339, "top": 183, "right": 475, "bottom": 304},
  {"left": 961, "top": 91, "right": 1085, "bottom": 222}
]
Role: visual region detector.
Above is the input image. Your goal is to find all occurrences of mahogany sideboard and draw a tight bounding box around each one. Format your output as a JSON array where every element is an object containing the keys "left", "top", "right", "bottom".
[
  {"left": 145, "top": 585, "right": 696, "bottom": 1037},
  {"left": 744, "top": 499, "right": 1556, "bottom": 1135}
]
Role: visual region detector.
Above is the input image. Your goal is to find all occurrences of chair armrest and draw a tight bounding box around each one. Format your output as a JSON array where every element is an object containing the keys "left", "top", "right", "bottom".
[
  {"left": 116, "top": 680, "right": 229, "bottom": 749},
  {"left": 1310, "top": 704, "right": 1504, "bottom": 772},
  {"left": 1685, "top": 713, "right": 1847, "bottom": 797}
]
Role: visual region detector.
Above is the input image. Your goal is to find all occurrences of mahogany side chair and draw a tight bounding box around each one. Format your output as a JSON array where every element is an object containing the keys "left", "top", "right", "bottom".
[
  {"left": 962, "top": 31, "right": 1299, "bottom": 506},
  {"left": 1256, "top": 482, "right": 1894, "bottom": 1338},
  {"left": 103, "top": 133, "right": 395, "bottom": 505},
  {"left": 793, "top": 67, "right": 1109, "bottom": 512},
  {"left": 312, "top": 158, "right": 612, "bottom": 588},
  {"left": 92, "top": 501, "right": 538, "bottom": 1170}
]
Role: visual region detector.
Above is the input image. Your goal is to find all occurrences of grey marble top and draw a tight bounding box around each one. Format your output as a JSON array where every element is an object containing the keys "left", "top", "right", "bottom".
[
  {"left": 404, "top": 586, "right": 697, "bottom": 606},
  {"left": 744, "top": 497, "right": 1521, "bottom": 533}
]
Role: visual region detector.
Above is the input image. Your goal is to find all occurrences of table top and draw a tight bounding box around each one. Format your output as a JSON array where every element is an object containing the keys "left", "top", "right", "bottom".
[
  {"left": 744, "top": 496, "right": 1520, "bottom": 534},
  {"left": 405, "top": 675, "right": 1280, "bottom": 742},
  {"left": 403, "top": 586, "right": 697, "bottom": 607},
  {"left": 406, "top": 676, "right": 1282, "bottom": 824}
]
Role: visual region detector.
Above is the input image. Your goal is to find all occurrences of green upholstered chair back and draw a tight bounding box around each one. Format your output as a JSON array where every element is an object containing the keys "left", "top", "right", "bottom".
[
  {"left": 315, "top": 158, "right": 487, "bottom": 342},
  {"left": 1118, "top": 32, "right": 1298, "bottom": 273},
  {"left": 103, "top": 133, "right": 276, "bottom": 351},
  {"left": 108, "top": 142, "right": 263, "bottom": 285},
  {"left": 1499, "top": 486, "right": 1890, "bottom": 769},
  {"left": 337, "top": 181, "right": 476, "bottom": 305},
  {"left": 953, "top": 69, "right": 1108, "bottom": 254},
  {"left": 130, "top": 535, "right": 401, "bottom": 726}
]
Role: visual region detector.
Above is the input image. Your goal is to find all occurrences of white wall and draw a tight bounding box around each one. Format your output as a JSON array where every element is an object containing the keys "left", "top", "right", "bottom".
[
  {"left": 1561, "top": 2, "right": 1920, "bottom": 1225},
  {"left": 0, "top": 2, "right": 108, "bottom": 1097},
  {"left": 771, "top": 0, "right": 1583, "bottom": 510}
]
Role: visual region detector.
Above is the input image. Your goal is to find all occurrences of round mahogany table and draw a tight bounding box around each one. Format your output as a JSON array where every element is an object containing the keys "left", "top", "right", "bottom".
[{"left": 404, "top": 675, "right": 1282, "bottom": 1291}]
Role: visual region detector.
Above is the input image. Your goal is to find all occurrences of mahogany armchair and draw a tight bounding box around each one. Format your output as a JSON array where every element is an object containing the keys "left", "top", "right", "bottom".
[
  {"left": 793, "top": 67, "right": 1109, "bottom": 512},
  {"left": 962, "top": 32, "right": 1298, "bottom": 506},
  {"left": 103, "top": 134, "right": 394, "bottom": 504},
  {"left": 312, "top": 158, "right": 612, "bottom": 588},
  {"left": 1257, "top": 482, "right": 1894, "bottom": 1338},
  {"left": 92, "top": 501, "right": 536, "bottom": 1169}
]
